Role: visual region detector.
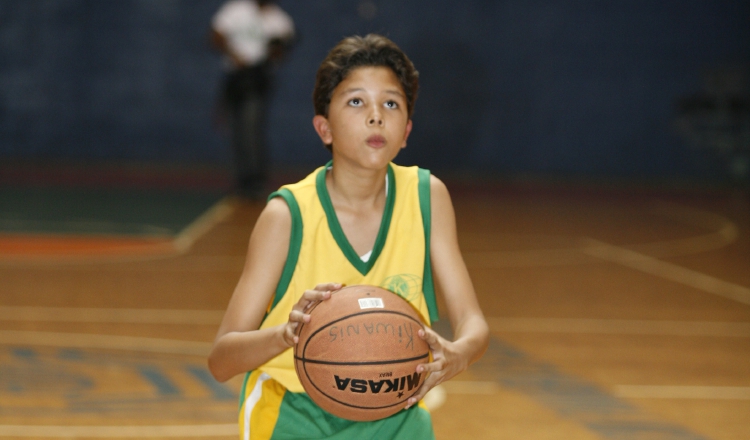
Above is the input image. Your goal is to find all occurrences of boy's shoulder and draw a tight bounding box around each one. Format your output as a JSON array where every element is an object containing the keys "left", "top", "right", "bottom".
[{"left": 390, "top": 162, "right": 426, "bottom": 178}]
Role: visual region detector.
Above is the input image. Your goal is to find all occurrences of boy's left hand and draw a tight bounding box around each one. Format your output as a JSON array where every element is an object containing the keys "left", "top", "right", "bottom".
[{"left": 404, "top": 326, "right": 469, "bottom": 409}]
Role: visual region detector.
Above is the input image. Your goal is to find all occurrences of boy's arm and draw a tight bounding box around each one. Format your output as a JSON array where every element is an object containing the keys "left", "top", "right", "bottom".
[
  {"left": 407, "top": 175, "right": 490, "bottom": 406},
  {"left": 207, "top": 198, "right": 338, "bottom": 382}
]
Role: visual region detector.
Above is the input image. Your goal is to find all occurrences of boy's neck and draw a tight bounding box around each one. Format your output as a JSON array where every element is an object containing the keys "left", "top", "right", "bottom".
[{"left": 326, "top": 163, "right": 387, "bottom": 206}]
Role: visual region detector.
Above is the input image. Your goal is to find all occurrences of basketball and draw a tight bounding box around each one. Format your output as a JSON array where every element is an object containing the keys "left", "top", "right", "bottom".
[{"left": 294, "top": 284, "right": 430, "bottom": 421}]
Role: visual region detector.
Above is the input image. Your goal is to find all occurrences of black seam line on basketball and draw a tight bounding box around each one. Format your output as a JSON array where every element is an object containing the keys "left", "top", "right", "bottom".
[
  {"left": 294, "top": 352, "right": 429, "bottom": 366},
  {"left": 336, "top": 390, "right": 420, "bottom": 411},
  {"left": 297, "top": 309, "right": 424, "bottom": 357}
]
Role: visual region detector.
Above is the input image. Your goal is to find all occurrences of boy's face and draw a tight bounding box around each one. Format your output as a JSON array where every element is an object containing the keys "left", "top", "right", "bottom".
[{"left": 313, "top": 66, "right": 412, "bottom": 170}]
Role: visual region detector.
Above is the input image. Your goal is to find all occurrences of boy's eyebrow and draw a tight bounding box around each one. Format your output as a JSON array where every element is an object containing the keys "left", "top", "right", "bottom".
[
  {"left": 339, "top": 87, "right": 365, "bottom": 95},
  {"left": 339, "top": 87, "right": 405, "bottom": 98}
]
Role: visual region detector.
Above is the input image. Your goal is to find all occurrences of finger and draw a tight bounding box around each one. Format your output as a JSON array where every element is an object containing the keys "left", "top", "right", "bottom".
[
  {"left": 405, "top": 359, "right": 446, "bottom": 409},
  {"left": 293, "top": 291, "right": 326, "bottom": 315},
  {"left": 282, "top": 324, "right": 297, "bottom": 346},
  {"left": 418, "top": 327, "right": 444, "bottom": 352},
  {"left": 416, "top": 358, "right": 445, "bottom": 375},
  {"left": 300, "top": 288, "right": 333, "bottom": 305},
  {"left": 303, "top": 300, "right": 319, "bottom": 312},
  {"left": 407, "top": 384, "right": 432, "bottom": 406},
  {"left": 288, "top": 309, "right": 309, "bottom": 324},
  {"left": 313, "top": 282, "right": 343, "bottom": 292},
  {"left": 405, "top": 374, "right": 442, "bottom": 408},
  {"left": 298, "top": 283, "right": 342, "bottom": 311}
]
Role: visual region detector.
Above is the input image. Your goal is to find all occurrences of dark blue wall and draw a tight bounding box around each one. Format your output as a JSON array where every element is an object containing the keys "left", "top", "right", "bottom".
[{"left": 1, "top": 0, "right": 748, "bottom": 178}]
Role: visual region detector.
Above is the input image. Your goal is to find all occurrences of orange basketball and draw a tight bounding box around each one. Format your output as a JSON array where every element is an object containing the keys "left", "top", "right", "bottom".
[{"left": 294, "top": 284, "right": 430, "bottom": 421}]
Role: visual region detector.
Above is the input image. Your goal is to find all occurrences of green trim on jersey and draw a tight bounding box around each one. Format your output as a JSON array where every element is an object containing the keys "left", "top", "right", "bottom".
[
  {"left": 417, "top": 168, "right": 439, "bottom": 323},
  {"left": 315, "top": 161, "right": 396, "bottom": 276},
  {"left": 239, "top": 186, "right": 301, "bottom": 408},
  {"left": 267, "top": 188, "right": 304, "bottom": 309},
  {"left": 238, "top": 371, "right": 251, "bottom": 409},
  {"left": 270, "top": 391, "right": 435, "bottom": 439}
]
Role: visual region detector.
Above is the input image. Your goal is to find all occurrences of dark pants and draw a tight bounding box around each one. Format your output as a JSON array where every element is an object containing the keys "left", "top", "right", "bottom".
[{"left": 223, "top": 65, "right": 271, "bottom": 193}]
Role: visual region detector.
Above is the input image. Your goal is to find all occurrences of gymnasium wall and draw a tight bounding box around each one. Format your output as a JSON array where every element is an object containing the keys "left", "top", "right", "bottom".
[{"left": 1, "top": 0, "right": 748, "bottom": 179}]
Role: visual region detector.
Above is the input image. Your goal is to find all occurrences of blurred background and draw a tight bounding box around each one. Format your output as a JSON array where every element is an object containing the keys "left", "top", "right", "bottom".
[{"left": 1, "top": 0, "right": 748, "bottom": 183}]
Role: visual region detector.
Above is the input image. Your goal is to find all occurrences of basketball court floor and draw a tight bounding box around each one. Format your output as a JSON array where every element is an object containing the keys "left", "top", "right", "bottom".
[{"left": 0, "top": 164, "right": 748, "bottom": 439}]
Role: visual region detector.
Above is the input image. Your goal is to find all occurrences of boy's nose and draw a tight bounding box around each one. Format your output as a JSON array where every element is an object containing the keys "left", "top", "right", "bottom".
[{"left": 368, "top": 115, "right": 384, "bottom": 126}]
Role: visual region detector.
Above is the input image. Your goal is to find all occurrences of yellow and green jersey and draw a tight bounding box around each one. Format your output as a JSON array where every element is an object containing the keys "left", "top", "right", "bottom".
[{"left": 237, "top": 161, "right": 437, "bottom": 440}]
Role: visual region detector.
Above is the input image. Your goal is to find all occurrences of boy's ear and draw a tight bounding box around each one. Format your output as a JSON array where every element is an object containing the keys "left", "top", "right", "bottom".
[
  {"left": 401, "top": 119, "right": 413, "bottom": 149},
  {"left": 313, "top": 115, "right": 333, "bottom": 145}
]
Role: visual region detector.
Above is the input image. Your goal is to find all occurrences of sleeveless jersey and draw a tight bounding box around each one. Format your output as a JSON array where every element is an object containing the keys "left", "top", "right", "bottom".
[{"left": 254, "top": 161, "right": 438, "bottom": 393}]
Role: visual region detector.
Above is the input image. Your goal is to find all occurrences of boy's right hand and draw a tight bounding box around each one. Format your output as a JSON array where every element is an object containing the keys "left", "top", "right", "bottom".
[{"left": 282, "top": 282, "right": 342, "bottom": 346}]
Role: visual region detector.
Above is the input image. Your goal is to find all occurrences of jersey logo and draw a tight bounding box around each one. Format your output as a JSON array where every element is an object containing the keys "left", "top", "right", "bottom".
[{"left": 380, "top": 274, "right": 422, "bottom": 302}]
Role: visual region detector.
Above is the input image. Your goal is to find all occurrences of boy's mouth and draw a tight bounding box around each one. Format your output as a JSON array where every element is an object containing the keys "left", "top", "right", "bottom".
[{"left": 366, "top": 135, "right": 386, "bottom": 148}]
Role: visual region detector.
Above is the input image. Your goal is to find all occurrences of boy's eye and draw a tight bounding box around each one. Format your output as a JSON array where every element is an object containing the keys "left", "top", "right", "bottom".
[
  {"left": 385, "top": 100, "right": 399, "bottom": 109},
  {"left": 348, "top": 98, "right": 363, "bottom": 106}
]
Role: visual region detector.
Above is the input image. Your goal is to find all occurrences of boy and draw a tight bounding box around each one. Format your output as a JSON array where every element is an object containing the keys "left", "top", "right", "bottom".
[{"left": 208, "top": 34, "right": 489, "bottom": 440}]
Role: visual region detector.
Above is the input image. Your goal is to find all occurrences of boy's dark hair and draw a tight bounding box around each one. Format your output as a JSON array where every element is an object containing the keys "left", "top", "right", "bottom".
[{"left": 313, "top": 33, "right": 419, "bottom": 121}]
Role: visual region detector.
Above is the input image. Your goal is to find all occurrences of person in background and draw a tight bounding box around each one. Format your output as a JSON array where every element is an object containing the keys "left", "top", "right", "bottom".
[{"left": 211, "top": 0, "right": 295, "bottom": 198}]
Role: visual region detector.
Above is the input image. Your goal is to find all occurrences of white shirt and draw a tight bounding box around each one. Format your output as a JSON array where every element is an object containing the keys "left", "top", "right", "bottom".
[{"left": 212, "top": 0, "right": 294, "bottom": 67}]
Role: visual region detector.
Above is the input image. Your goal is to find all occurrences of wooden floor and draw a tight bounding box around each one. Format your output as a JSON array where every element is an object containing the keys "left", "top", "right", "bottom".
[{"left": 1, "top": 179, "right": 748, "bottom": 439}]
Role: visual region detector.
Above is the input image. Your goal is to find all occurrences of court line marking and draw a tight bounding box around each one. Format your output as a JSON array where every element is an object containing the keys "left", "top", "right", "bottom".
[
  {"left": 5, "top": 306, "right": 750, "bottom": 339},
  {"left": 0, "top": 330, "right": 211, "bottom": 356},
  {"left": 0, "top": 332, "right": 494, "bottom": 437},
  {"left": 0, "top": 384, "right": 498, "bottom": 438},
  {"left": 462, "top": 246, "right": 590, "bottom": 267},
  {"left": 629, "top": 202, "right": 739, "bottom": 258},
  {"left": 474, "top": 337, "right": 713, "bottom": 440},
  {"left": 440, "top": 380, "right": 501, "bottom": 394},
  {"left": 1, "top": 331, "right": 733, "bottom": 436},
  {"left": 0, "top": 332, "right": 224, "bottom": 438},
  {"left": 0, "top": 424, "right": 236, "bottom": 438},
  {"left": 0, "top": 306, "right": 224, "bottom": 325},
  {"left": 0, "top": 255, "right": 247, "bottom": 271},
  {"left": 487, "top": 317, "right": 750, "bottom": 337},
  {"left": 173, "top": 197, "right": 235, "bottom": 253},
  {"left": 581, "top": 238, "right": 750, "bottom": 306},
  {"left": 4, "top": 307, "right": 749, "bottom": 338},
  {"left": 422, "top": 381, "right": 500, "bottom": 412},
  {"left": 614, "top": 385, "right": 750, "bottom": 400},
  {"left": 462, "top": 202, "right": 740, "bottom": 268},
  {"left": 0, "top": 197, "right": 235, "bottom": 266}
]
